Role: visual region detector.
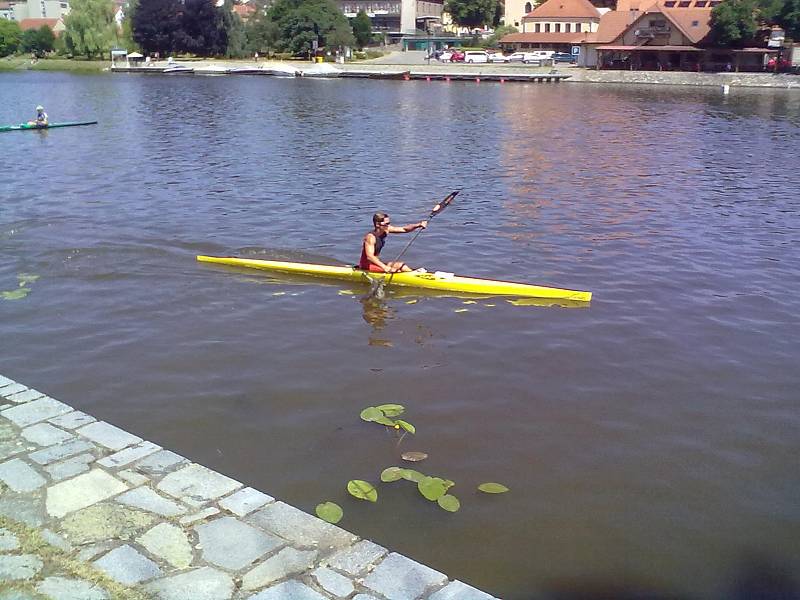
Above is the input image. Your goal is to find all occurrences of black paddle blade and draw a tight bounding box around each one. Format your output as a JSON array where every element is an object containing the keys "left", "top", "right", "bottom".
[{"left": 430, "top": 190, "right": 460, "bottom": 218}]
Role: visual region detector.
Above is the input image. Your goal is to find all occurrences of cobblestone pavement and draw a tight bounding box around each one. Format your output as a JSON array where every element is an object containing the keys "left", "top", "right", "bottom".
[{"left": 0, "top": 374, "right": 498, "bottom": 600}]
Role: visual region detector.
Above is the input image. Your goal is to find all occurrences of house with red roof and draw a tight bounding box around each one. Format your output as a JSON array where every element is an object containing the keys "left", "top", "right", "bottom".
[
  {"left": 499, "top": 0, "right": 602, "bottom": 53},
  {"left": 18, "top": 17, "right": 66, "bottom": 36}
]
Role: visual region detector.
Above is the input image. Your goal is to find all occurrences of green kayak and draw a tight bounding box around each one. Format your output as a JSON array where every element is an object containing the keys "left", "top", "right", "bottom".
[{"left": 0, "top": 120, "right": 98, "bottom": 132}]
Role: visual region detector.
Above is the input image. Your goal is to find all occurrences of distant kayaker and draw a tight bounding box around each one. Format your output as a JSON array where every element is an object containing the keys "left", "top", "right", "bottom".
[
  {"left": 28, "top": 106, "right": 48, "bottom": 127},
  {"left": 359, "top": 212, "right": 427, "bottom": 273}
]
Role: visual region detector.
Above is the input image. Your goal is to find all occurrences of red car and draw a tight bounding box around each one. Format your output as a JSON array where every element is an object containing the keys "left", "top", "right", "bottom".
[{"left": 450, "top": 50, "right": 465, "bottom": 62}]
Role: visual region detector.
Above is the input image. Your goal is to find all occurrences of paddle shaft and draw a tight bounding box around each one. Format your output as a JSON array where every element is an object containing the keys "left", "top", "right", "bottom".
[{"left": 383, "top": 190, "right": 460, "bottom": 289}]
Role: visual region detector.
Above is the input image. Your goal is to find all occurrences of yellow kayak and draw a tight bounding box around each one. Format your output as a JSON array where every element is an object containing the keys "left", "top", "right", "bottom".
[{"left": 197, "top": 255, "right": 592, "bottom": 301}]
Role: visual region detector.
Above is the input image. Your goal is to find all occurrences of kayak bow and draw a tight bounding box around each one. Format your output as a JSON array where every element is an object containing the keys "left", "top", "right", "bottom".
[
  {"left": 0, "top": 121, "right": 98, "bottom": 132},
  {"left": 196, "top": 255, "right": 592, "bottom": 301}
]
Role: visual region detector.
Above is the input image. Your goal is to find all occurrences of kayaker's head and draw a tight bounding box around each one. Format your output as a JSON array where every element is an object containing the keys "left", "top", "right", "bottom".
[
  {"left": 373, "top": 212, "right": 390, "bottom": 232},
  {"left": 36, "top": 105, "right": 44, "bottom": 113}
]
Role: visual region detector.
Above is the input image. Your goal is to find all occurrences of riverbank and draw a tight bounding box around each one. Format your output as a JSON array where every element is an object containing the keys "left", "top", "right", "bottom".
[
  {"left": 4, "top": 56, "right": 799, "bottom": 88},
  {"left": 0, "top": 374, "right": 496, "bottom": 600}
]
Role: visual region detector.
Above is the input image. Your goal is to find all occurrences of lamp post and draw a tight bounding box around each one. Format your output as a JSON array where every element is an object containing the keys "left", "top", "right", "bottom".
[{"left": 427, "top": 23, "right": 432, "bottom": 65}]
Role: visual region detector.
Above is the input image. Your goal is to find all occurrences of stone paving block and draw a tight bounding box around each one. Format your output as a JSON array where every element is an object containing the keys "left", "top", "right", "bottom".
[
  {"left": 93, "top": 544, "right": 163, "bottom": 585},
  {"left": 219, "top": 487, "right": 273, "bottom": 517},
  {"left": 242, "top": 547, "right": 317, "bottom": 591},
  {"left": 46, "top": 469, "right": 129, "bottom": 518},
  {"left": 0, "top": 383, "right": 27, "bottom": 398},
  {"left": 21, "top": 422, "right": 74, "bottom": 446},
  {"left": 115, "top": 486, "right": 187, "bottom": 517},
  {"left": 97, "top": 441, "right": 160, "bottom": 469},
  {"left": 246, "top": 580, "right": 328, "bottom": 600},
  {"left": 144, "top": 566, "right": 234, "bottom": 600},
  {"left": 0, "top": 495, "right": 46, "bottom": 527},
  {"left": 0, "top": 438, "right": 30, "bottom": 461},
  {"left": 1, "top": 397, "right": 72, "bottom": 428},
  {"left": 427, "top": 580, "right": 497, "bottom": 600},
  {"left": 44, "top": 453, "right": 95, "bottom": 482},
  {"left": 195, "top": 516, "right": 283, "bottom": 571},
  {"left": 137, "top": 523, "right": 193, "bottom": 569},
  {"left": 351, "top": 596, "right": 381, "bottom": 600},
  {"left": 41, "top": 528, "right": 72, "bottom": 552},
  {"left": 134, "top": 449, "right": 187, "bottom": 475},
  {"left": 312, "top": 566, "right": 355, "bottom": 597},
  {"left": 48, "top": 411, "right": 96, "bottom": 430},
  {"left": 6, "top": 389, "right": 45, "bottom": 404},
  {"left": 75, "top": 541, "right": 118, "bottom": 562},
  {"left": 363, "top": 553, "right": 448, "bottom": 600},
  {"left": 0, "top": 375, "right": 15, "bottom": 387},
  {"left": 36, "top": 576, "right": 109, "bottom": 600},
  {"left": 0, "top": 458, "right": 47, "bottom": 492},
  {"left": 29, "top": 440, "right": 95, "bottom": 465},
  {"left": 325, "top": 540, "right": 388, "bottom": 576},
  {"left": 0, "top": 404, "right": 11, "bottom": 411},
  {"left": 157, "top": 463, "right": 241, "bottom": 503},
  {"left": 246, "top": 502, "right": 357, "bottom": 550},
  {"left": 0, "top": 527, "right": 20, "bottom": 551},
  {"left": 60, "top": 503, "right": 155, "bottom": 545},
  {"left": 0, "top": 554, "right": 43, "bottom": 580},
  {"left": 76, "top": 421, "right": 142, "bottom": 451},
  {"left": 117, "top": 469, "right": 149, "bottom": 486},
  {"left": 178, "top": 506, "right": 219, "bottom": 525}
]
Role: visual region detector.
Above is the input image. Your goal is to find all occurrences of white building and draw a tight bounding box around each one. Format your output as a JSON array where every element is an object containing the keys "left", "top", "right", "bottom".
[{"left": 7, "top": 0, "right": 70, "bottom": 21}]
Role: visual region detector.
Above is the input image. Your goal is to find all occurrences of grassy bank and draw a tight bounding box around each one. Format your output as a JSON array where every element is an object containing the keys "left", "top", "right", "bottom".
[{"left": 0, "top": 57, "right": 108, "bottom": 73}]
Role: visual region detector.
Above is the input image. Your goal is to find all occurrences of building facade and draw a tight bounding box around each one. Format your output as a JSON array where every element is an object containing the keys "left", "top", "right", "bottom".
[
  {"left": 5, "top": 0, "right": 70, "bottom": 20},
  {"left": 338, "top": 0, "right": 443, "bottom": 34}
]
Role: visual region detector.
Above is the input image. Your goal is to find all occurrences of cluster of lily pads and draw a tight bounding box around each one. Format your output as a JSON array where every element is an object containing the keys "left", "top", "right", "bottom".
[
  {"left": 1, "top": 273, "right": 39, "bottom": 301},
  {"left": 314, "top": 403, "right": 508, "bottom": 524}
]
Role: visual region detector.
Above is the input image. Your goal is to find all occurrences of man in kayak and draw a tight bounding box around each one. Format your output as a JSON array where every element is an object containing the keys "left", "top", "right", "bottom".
[
  {"left": 28, "top": 106, "right": 48, "bottom": 127},
  {"left": 359, "top": 212, "right": 427, "bottom": 273}
]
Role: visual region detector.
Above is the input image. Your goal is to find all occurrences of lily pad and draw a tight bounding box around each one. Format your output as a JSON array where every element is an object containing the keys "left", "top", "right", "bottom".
[
  {"left": 347, "top": 480, "right": 377, "bottom": 502},
  {"left": 315, "top": 502, "right": 343, "bottom": 524},
  {"left": 2, "top": 288, "right": 30, "bottom": 300},
  {"left": 405, "top": 299, "right": 418, "bottom": 304},
  {"left": 360, "top": 407, "right": 384, "bottom": 422},
  {"left": 396, "top": 420, "right": 415, "bottom": 434},
  {"left": 380, "top": 467, "right": 405, "bottom": 482},
  {"left": 17, "top": 273, "right": 39, "bottom": 285},
  {"left": 375, "top": 416, "right": 397, "bottom": 427},
  {"left": 338, "top": 290, "right": 354, "bottom": 295},
  {"left": 478, "top": 482, "right": 509, "bottom": 494},
  {"left": 437, "top": 494, "right": 460, "bottom": 512},
  {"left": 454, "top": 308, "right": 469, "bottom": 313},
  {"left": 401, "top": 451, "right": 428, "bottom": 462},
  {"left": 375, "top": 404, "right": 405, "bottom": 417},
  {"left": 418, "top": 476, "right": 448, "bottom": 501},
  {"left": 400, "top": 469, "right": 426, "bottom": 483}
]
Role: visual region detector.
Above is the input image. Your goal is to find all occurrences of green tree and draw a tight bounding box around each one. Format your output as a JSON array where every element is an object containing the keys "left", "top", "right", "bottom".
[
  {"left": 709, "top": 0, "right": 760, "bottom": 46},
  {"left": 445, "top": 0, "right": 498, "bottom": 28},
  {"left": 246, "top": 8, "right": 279, "bottom": 54},
  {"left": 132, "top": 0, "right": 182, "bottom": 55},
  {"left": 779, "top": 0, "right": 800, "bottom": 37},
  {"left": 0, "top": 19, "right": 22, "bottom": 57},
  {"left": 21, "top": 25, "right": 56, "bottom": 55},
  {"left": 178, "top": 0, "right": 228, "bottom": 55},
  {"left": 222, "top": 0, "right": 247, "bottom": 57},
  {"left": 351, "top": 10, "right": 372, "bottom": 48},
  {"left": 120, "top": 0, "right": 140, "bottom": 52},
  {"left": 62, "top": 0, "right": 118, "bottom": 58},
  {"left": 268, "top": 0, "right": 355, "bottom": 54},
  {"left": 485, "top": 23, "right": 517, "bottom": 46}
]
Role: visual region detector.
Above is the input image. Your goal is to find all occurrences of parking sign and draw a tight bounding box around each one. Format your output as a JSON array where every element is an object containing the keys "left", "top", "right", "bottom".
[{"left": 571, "top": 46, "right": 580, "bottom": 55}]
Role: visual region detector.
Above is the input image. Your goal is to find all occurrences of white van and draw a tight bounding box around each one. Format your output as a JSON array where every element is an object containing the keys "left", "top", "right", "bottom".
[
  {"left": 463, "top": 50, "right": 489, "bottom": 64},
  {"left": 530, "top": 50, "right": 555, "bottom": 59}
]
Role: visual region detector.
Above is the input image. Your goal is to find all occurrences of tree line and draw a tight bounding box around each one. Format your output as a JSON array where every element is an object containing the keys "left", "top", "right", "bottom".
[{"left": 710, "top": 0, "right": 798, "bottom": 46}]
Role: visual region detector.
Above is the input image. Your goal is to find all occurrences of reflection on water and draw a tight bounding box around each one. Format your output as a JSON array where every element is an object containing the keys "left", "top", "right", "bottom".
[{"left": 1, "top": 73, "right": 799, "bottom": 600}]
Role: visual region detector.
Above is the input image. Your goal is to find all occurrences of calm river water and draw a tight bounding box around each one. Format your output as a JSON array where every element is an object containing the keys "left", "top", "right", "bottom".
[{"left": 2, "top": 71, "right": 799, "bottom": 599}]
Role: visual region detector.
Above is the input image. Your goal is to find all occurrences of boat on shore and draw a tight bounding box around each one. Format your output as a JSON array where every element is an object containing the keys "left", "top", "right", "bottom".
[
  {"left": 0, "top": 120, "right": 98, "bottom": 132},
  {"left": 163, "top": 65, "right": 194, "bottom": 74},
  {"left": 196, "top": 255, "right": 592, "bottom": 301}
]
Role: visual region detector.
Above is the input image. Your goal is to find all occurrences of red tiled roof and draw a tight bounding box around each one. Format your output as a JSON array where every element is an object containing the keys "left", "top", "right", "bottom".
[
  {"left": 587, "top": 9, "right": 639, "bottom": 44},
  {"left": 500, "top": 32, "right": 589, "bottom": 43},
  {"left": 660, "top": 6, "right": 712, "bottom": 43},
  {"left": 19, "top": 18, "right": 61, "bottom": 31},
  {"left": 524, "top": 0, "right": 601, "bottom": 19},
  {"left": 233, "top": 3, "right": 255, "bottom": 17}
]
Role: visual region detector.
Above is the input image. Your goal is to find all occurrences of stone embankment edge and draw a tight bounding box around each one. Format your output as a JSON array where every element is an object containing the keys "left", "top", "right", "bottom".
[{"left": 0, "top": 373, "right": 498, "bottom": 600}]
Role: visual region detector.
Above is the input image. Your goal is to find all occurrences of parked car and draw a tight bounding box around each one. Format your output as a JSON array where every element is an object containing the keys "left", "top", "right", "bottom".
[
  {"left": 488, "top": 53, "right": 510, "bottom": 63},
  {"left": 463, "top": 50, "right": 489, "bottom": 64},
  {"left": 552, "top": 52, "right": 576, "bottom": 63},
  {"left": 450, "top": 50, "right": 466, "bottom": 62},
  {"left": 438, "top": 50, "right": 454, "bottom": 62},
  {"left": 507, "top": 52, "right": 540, "bottom": 64}
]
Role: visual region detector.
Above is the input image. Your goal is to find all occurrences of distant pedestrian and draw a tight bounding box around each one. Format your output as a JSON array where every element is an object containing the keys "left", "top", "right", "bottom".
[{"left": 254, "top": 52, "right": 259, "bottom": 62}]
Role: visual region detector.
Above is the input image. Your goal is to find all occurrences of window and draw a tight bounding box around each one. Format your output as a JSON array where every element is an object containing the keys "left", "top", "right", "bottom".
[
  {"left": 664, "top": 1, "right": 676, "bottom": 6},
  {"left": 691, "top": 19, "right": 699, "bottom": 25},
  {"left": 535, "top": 23, "right": 541, "bottom": 32},
  {"left": 555, "top": 23, "right": 561, "bottom": 32},
  {"left": 575, "top": 23, "right": 582, "bottom": 32},
  {"left": 695, "top": 0, "right": 707, "bottom": 5},
  {"left": 545, "top": 23, "right": 550, "bottom": 32},
  {"left": 525, "top": 2, "right": 532, "bottom": 12},
  {"left": 678, "top": 1, "right": 691, "bottom": 6},
  {"left": 565, "top": 23, "right": 571, "bottom": 32},
  {"left": 709, "top": 1, "right": 720, "bottom": 5}
]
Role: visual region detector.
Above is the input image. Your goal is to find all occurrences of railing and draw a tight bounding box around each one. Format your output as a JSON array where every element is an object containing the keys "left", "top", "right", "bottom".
[{"left": 635, "top": 26, "right": 671, "bottom": 37}]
